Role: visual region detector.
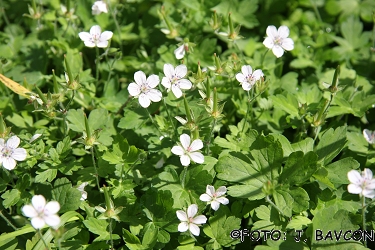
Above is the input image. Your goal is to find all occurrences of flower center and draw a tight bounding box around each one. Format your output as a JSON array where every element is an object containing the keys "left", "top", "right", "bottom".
[
  {"left": 186, "top": 146, "right": 192, "bottom": 152},
  {"left": 274, "top": 36, "right": 282, "bottom": 46},
  {"left": 1, "top": 147, "right": 12, "bottom": 158},
  {"left": 92, "top": 33, "right": 100, "bottom": 43}
]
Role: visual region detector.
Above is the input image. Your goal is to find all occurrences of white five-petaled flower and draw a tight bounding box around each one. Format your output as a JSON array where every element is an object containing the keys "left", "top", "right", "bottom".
[
  {"left": 171, "top": 134, "right": 204, "bottom": 166},
  {"left": 176, "top": 204, "right": 207, "bottom": 236},
  {"left": 161, "top": 64, "right": 192, "bottom": 98},
  {"left": 235, "top": 65, "right": 264, "bottom": 91},
  {"left": 92, "top": 1, "right": 108, "bottom": 15},
  {"left": 22, "top": 195, "right": 61, "bottom": 229},
  {"left": 174, "top": 44, "right": 187, "bottom": 60},
  {"left": 347, "top": 168, "right": 375, "bottom": 198},
  {"left": 128, "top": 71, "right": 162, "bottom": 108},
  {"left": 77, "top": 182, "right": 89, "bottom": 201},
  {"left": 199, "top": 185, "right": 229, "bottom": 211},
  {"left": 363, "top": 129, "right": 375, "bottom": 144},
  {"left": 263, "top": 25, "right": 294, "bottom": 58},
  {"left": 0, "top": 136, "right": 27, "bottom": 170},
  {"left": 78, "top": 25, "right": 113, "bottom": 48}
]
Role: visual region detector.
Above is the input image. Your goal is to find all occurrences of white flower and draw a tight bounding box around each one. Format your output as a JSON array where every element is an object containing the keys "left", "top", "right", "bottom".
[
  {"left": 171, "top": 134, "right": 204, "bottom": 166},
  {"left": 29, "top": 134, "right": 42, "bottom": 143},
  {"left": 78, "top": 25, "right": 113, "bottom": 48},
  {"left": 161, "top": 64, "right": 192, "bottom": 98},
  {"left": 174, "top": 44, "right": 187, "bottom": 60},
  {"left": 22, "top": 195, "right": 61, "bottom": 229},
  {"left": 176, "top": 204, "right": 207, "bottom": 236},
  {"left": 263, "top": 25, "right": 294, "bottom": 58},
  {"left": 175, "top": 116, "right": 188, "bottom": 125},
  {"left": 347, "top": 168, "right": 375, "bottom": 198},
  {"left": 235, "top": 65, "right": 264, "bottom": 91},
  {"left": 92, "top": 1, "right": 108, "bottom": 15},
  {"left": 363, "top": 129, "right": 375, "bottom": 144},
  {"left": 0, "top": 136, "right": 27, "bottom": 170},
  {"left": 128, "top": 71, "right": 162, "bottom": 108},
  {"left": 77, "top": 182, "right": 89, "bottom": 200},
  {"left": 199, "top": 185, "right": 229, "bottom": 211}
]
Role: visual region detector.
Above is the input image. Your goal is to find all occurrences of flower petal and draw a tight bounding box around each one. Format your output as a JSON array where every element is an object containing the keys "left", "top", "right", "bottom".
[
  {"left": 189, "top": 223, "right": 200, "bottom": 236},
  {"left": 236, "top": 73, "right": 246, "bottom": 83},
  {"left": 6, "top": 136, "right": 20, "bottom": 149},
  {"left": 96, "top": 40, "right": 109, "bottom": 48},
  {"left": 31, "top": 217, "right": 45, "bottom": 229},
  {"left": 347, "top": 183, "right": 362, "bottom": 194},
  {"left": 363, "top": 168, "right": 373, "bottom": 180},
  {"left": 100, "top": 31, "right": 113, "bottom": 41},
  {"left": 192, "top": 215, "right": 207, "bottom": 225},
  {"left": 180, "top": 134, "right": 191, "bottom": 150},
  {"left": 272, "top": 45, "right": 284, "bottom": 58},
  {"left": 161, "top": 77, "right": 171, "bottom": 89},
  {"left": 281, "top": 38, "right": 294, "bottom": 51},
  {"left": 211, "top": 200, "right": 220, "bottom": 211},
  {"left": 242, "top": 82, "right": 252, "bottom": 91},
  {"left": 84, "top": 41, "right": 96, "bottom": 48},
  {"left": 177, "top": 79, "right": 192, "bottom": 90},
  {"left": 90, "top": 25, "right": 101, "bottom": 36},
  {"left": 78, "top": 32, "right": 91, "bottom": 42},
  {"left": 266, "top": 25, "right": 278, "bottom": 39},
  {"left": 347, "top": 170, "right": 362, "bottom": 185},
  {"left": 12, "top": 148, "right": 27, "bottom": 161},
  {"left": 189, "top": 152, "right": 204, "bottom": 164},
  {"left": 44, "top": 201, "right": 60, "bottom": 215},
  {"left": 147, "top": 89, "right": 162, "bottom": 102},
  {"left": 2, "top": 158, "right": 16, "bottom": 170},
  {"left": 187, "top": 204, "right": 198, "bottom": 218},
  {"left": 263, "top": 37, "right": 274, "bottom": 49},
  {"left": 44, "top": 214, "right": 60, "bottom": 228},
  {"left": 175, "top": 64, "right": 187, "bottom": 78},
  {"left": 176, "top": 210, "right": 188, "bottom": 222},
  {"left": 138, "top": 93, "right": 151, "bottom": 108},
  {"left": 199, "top": 193, "right": 212, "bottom": 202},
  {"left": 178, "top": 222, "right": 189, "bottom": 232},
  {"left": 32, "top": 195, "right": 46, "bottom": 213},
  {"left": 22, "top": 205, "right": 38, "bottom": 218},
  {"left": 146, "top": 74, "right": 160, "bottom": 89},
  {"left": 278, "top": 25, "right": 290, "bottom": 38},
  {"left": 206, "top": 185, "right": 215, "bottom": 196},
  {"left": 180, "top": 155, "right": 190, "bottom": 166},
  {"left": 171, "top": 84, "right": 183, "bottom": 98},
  {"left": 190, "top": 139, "right": 203, "bottom": 151},
  {"left": 128, "top": 83, "right": 141, "bottom": 96},
  {"left": 241, "top": 65, "right": 252, "bottom": 77},
  {"left": 217, "top": 197, "right": 229, "bottom": 205},
  {"left": 252, "top": 70, "right": 264, "bottom": 80},
  {"left": 363, "top": 189, "right": 375, "bottom": 199},
  {"left": 171, "top": 146, "right": 184, "bottom": 156},
  {"left": 134, "top": 71, "right": 146, "bottom": 86},
  {"left": 174, "top": 45, "right": 185, "bottom": 60},
  {"left": 215, "top": 186, "right": 227, "bottom": 196},
  {"left": 163, "top": 64, "right": 175, "bottom": 79}
]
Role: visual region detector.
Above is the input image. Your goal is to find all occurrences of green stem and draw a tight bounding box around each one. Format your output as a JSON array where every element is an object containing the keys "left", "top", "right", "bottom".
[
  {"left": 181, "top": 166, "right": 188, "bottom": 189},
  {"left": 38, "top": 229, "right": 50, "bottom": 250},
  {"left": 362, "top": 196, "right": 367, "bottom": 247},
  {"left": 162, "top": 97, "right": 177, "bottom": 140},
  {"left": 145, "top": 108, "right": 162, "bottom": 135},
  {"left": 107, "top": 1, "right": 123, "bottom": 52},
  {"left": 266, "top": 195, "right": 285, "bottom": 217},
  {"left": 95, "top": 47, "right": 100, "bottom": 87},
  {"left": 241, "top": 90, "right": 252, "bottom": 133},
  {"left": 0, "top": 210, "right": 17, "bottom": 230},
  {"left": 206, "top": 118, "right": 217, "bottom": 155},
  {"left": 260, "top": 49, "right": 269, "bottom": 69},
  {"left": 90, "top": 146, "right": 101, "bottom": 192},
  {"left": 108, "top": 218, "right": 114, "bottom": 250}
]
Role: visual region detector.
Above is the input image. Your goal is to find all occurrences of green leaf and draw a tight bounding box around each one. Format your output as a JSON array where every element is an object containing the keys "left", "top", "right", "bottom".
[
  {"left": 1, "top": 189, "right": 21, "bottom": 208},
  {"left": 35, "top": 169, "right": 58, "bottom": 183},
  {"left": 205, "top": 206, "right": 241, "bottom": 247},
  {"left": 286, "top": 215, "right": 312, "bottom": 230},
  {"left": 325, "top": 157, "right": 360, "bottom": 185},
  {"left": 52, "top": 178, "right": 82, "bottom": 213},
  {"left": 280, "top": 151, "right": 318, "bottom": 186},
  {"left": 102, "top": 135, "right": 142, "bottom": 165},
  {"left": 66, "top": 109, "right": 85, "bottom": 132},
  {"left": 273, "top": 189, "right": 293, "bottom": 217},
  {"left": 288, "top": 187, "right": 310, "bottom": 213},
  {"left": 291, "top": 138, "right": 314, "bottom": 154},
  {"left": 142, "top": 223, "right": 158, "bottom": 248},
  {"left": 271, "top": 93, "right": 300, "bottom": 118},
  {"left": 315, "top": 126, "right": 347, "bottom": 165},
  {"left": 83, "top": 218, "right": 120, "bottom": 242},
  {"left": 88, "top": 109, "right": 109, "bottom": 131},
  {"left": 118, "top": 109, "right": 147, "bottom": 129}
]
